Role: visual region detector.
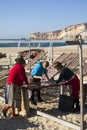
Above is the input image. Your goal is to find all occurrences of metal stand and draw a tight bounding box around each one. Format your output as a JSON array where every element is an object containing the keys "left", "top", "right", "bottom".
[
  {"left": 78, "top": 34, "right": 84, "bottom": 130},
  {"left": 66, "top": 34, "right": 84, "bottom": 130},
  {"left": 48, "top": 41, "right": 53, "bottom": 64},
  {"left": 28, "top": 40, "right": 31, "bottom": 74},
  {"left": 60, "top": 85, "right": 64, "bottom": 95}
]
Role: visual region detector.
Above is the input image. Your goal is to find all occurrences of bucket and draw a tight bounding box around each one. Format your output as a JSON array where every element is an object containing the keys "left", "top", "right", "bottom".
[{"left": 59, "top": 95, "right": 74, "bottom": 111}]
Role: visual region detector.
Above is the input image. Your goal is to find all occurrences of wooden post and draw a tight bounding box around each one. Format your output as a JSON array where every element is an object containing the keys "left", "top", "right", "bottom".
[{"left": 21, "top": 88, "right": 30, "bottom": 117}]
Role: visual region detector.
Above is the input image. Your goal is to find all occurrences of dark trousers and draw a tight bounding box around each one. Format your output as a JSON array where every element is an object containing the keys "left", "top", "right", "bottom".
[
  {"left": 31, "top": 89, "right": 41, "bottom": 101},
  {"left": 31, "top": 78, "right": 41, "bottom": 102},
  {"left": 72, "top": 98, "right": 80, "bottom": 109}
]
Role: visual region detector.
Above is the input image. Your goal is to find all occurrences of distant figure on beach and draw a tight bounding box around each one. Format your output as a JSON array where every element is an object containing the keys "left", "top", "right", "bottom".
[
  {"left": 2, "top": 57, "right": 29, "bottom": 118},
  {"left": 53, "top": 61, "right": 80, "bottom": 112},
  {"left": 30, "top": 61, "right": 49, "bottom": 105},
  {"left": 0, "top": 52, "right": 6, "bottom": 58},
  {"left": 30, "top": 51, "right": 38, "bottom": 59}
]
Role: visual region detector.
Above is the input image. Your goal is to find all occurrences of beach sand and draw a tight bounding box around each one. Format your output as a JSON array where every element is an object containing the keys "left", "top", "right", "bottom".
[
  {"left": 0, "top": 45, "right": 87, "bottom": 65},
  {"left": 0, "top": 45, "right": 87, "bottom": 130}
]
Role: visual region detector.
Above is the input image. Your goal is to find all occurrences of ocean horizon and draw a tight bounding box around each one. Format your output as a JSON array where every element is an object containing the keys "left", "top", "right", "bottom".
[{"left": 0, "top": 39, "right": 87, "bottom": 48}]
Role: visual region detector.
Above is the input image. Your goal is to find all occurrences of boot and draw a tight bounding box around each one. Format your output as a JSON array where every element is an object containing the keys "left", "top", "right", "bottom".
[
  {"left": 75, "top": 98, "right": 80, "bottom": 111},
  {"left": 37, "top": 89, "right": 43, "bottom": 102},
  {"left": 31, "top": 90, "right": 37, "bottom": 105},
  {"left": 72, "top": 98, "right": 80, "bottom": 112},
  {"left": 72, "top": 98, "right": 75, "bottom": 109},
  {"left": 31, "top": 99, "right": 37, "bottom": 105}
]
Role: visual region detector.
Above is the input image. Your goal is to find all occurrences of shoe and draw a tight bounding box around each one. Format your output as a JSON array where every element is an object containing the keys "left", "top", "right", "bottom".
[
  {"left": 72, "top": 108, "right": 80, "bottom": 113},
  {"left": 2, "top": 106, "right": 10, "bottom": 117},
  {"left": 2, "top": 109, "right": 7, "bottom": 117},
  {"left": 31, "top": 101, "right": 37, "bottom": 105},
  {"left": 38, "top": 98, "right": 43, "bottom": 102}
]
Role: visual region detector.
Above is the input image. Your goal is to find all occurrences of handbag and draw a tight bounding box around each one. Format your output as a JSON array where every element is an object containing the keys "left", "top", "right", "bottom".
[{"left": 58, "top": 94, "right": 74, "bottom": 111}]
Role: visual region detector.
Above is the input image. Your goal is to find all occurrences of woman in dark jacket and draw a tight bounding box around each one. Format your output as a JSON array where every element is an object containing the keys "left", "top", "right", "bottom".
[{"left": 54, "top": 61, "right": 80, "bottom": 112}]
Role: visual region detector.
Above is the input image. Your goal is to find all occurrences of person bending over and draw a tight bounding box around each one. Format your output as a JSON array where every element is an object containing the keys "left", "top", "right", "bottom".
[
  {"left": 53, "top": 61, "right": 80, "bottom": 112},
  {"left": 30, "top": 61, "right": 49, "bottom": 105}
]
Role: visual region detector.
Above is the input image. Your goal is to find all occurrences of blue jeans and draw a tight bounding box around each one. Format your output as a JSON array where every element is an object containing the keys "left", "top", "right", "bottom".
[{"left": 5, "top": 85, "right": 10, "bottom": 104}]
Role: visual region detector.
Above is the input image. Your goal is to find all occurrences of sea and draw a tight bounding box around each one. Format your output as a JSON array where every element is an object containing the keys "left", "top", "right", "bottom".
[{"left": 0, "top": 39, "right": 87, "bottom": 48}]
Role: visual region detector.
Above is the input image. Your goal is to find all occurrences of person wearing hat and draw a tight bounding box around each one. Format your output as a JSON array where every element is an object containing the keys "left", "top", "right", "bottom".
[{"left": 53, "top": 61, "right": 80, "bottom": 112}]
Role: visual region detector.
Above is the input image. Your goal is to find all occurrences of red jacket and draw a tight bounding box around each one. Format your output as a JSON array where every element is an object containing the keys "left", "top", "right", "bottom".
[{"left": 7, "top": 63, "right": 28, "bottom": 86}]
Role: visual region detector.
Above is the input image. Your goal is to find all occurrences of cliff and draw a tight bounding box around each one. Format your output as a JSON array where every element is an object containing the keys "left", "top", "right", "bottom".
[{"left": 29, "top": 23, "right": 87, "bottom": 40}]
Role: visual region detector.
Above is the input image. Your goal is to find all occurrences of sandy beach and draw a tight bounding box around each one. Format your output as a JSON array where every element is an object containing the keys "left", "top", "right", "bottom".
[
  {"left": 0, "top": 45, "right": 87, "bottom": 130},
  {"left": 0, "top": 45, "right": 87, "bottom": 64}
]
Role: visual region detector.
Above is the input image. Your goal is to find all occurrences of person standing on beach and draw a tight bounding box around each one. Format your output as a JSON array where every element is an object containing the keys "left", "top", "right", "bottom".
[
  {"left": 30, "top": 61, "right": 49, "bottom": 105},
  {"left": 53, "top": 61, "right": 80, "bottom": 112},
  {"left": 2, "top": 57, "right": 29, "bottom": 117}
]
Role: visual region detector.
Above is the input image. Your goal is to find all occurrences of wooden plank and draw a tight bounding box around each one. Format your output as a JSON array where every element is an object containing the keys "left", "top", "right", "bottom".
[{"left": 37, "top": 111, "right": 80, "bottom": 130}]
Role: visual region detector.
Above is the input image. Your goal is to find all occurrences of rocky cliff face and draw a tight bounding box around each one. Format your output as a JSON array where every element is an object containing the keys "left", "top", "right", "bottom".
[{"left": 29, "top": 23, "right": 87, "bottom": 40}]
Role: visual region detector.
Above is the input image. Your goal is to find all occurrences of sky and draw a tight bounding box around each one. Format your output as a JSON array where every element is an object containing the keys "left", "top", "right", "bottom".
[{"left": 0, "top": 0, "right": 87, "bottom": 39}]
